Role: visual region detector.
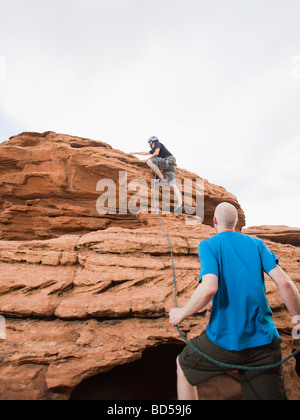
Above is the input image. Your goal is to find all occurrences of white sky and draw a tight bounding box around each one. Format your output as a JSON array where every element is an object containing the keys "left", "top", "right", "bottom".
[{"left": 0, "top": 0, "right": 299, "bottom": 227}]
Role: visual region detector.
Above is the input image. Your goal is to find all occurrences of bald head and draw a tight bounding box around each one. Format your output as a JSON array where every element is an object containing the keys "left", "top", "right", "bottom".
[{"left": 214, "top": 203, "right": 238, "bottom": 231}]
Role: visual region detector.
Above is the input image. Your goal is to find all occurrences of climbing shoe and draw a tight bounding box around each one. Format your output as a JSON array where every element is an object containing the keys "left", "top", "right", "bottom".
[
  {"left": 154, "top": 178, "right": 169, "bottom": 185},
  {"left": 172, "top": 204, "right": 184, "bottom": 214},
  {"left": 159, "top": 178, "right": 169, "bottom": 185}
]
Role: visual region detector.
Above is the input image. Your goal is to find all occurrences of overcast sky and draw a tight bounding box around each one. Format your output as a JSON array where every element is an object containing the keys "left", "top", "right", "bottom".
[{"left": 0, "top": 0, "right": 299, "bottom": 227}]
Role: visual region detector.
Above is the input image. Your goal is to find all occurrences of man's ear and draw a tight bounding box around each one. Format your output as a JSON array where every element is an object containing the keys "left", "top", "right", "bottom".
[{"left": 213, "top": 217, "right": 218, "bottom": 227}]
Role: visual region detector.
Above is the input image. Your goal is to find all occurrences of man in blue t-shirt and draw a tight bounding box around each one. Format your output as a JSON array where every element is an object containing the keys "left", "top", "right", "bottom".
[{"left": 169, "top": 202, "right": 300, "bottom": 400}]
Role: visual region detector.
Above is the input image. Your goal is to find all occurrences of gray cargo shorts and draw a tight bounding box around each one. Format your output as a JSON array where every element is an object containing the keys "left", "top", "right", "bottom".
[{"left": 154, "top": 156, "right": 177, "bottom": 184}]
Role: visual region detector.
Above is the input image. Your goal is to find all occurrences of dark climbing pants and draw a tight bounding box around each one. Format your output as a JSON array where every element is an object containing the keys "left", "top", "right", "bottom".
[{"left": 179, "top": 330, "right": 287, "bottom": 400}]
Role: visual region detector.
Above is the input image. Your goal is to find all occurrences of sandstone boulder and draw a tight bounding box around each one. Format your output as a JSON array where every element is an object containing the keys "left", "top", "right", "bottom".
[
  {"left": 0, "top": 131, "right": 245, "bottom": 241},
  {"left": 0, "top": 132, "right": 299, "bottom": 400}
]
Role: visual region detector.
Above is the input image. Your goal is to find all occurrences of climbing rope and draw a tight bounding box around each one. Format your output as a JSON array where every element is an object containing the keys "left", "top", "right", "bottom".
[{"left": 152, "top": 167, "right": 300, "bottom": 371}]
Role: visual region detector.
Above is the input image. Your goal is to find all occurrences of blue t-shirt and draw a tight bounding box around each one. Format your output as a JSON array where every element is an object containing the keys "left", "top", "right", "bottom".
[{"left": 199, "top": 232, "right": 280, "bottom": 351}]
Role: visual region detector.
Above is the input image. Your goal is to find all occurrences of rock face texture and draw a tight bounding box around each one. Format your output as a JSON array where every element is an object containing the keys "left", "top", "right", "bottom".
[
  {"left": 0, "top": 131, "right": 245, "bottom": 241},
  {"left": 243, "top": 226, "right": 300, "bottom": 247},
  {"left": 0, "top": 132, "right": 299, "bottom": 400}
]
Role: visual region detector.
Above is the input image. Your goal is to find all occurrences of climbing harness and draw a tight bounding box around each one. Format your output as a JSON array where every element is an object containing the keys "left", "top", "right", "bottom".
[{"left": 152, "top": 166, "right": 300, "bottom": 371}]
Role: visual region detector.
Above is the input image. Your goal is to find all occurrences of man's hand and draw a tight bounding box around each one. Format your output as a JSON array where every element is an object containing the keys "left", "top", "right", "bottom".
[
  {"left": 169, "top": 275, "right": 218, "bottom": 327},
  {"left": 169, "top": 308, "right": 185, "bottom": 326}
]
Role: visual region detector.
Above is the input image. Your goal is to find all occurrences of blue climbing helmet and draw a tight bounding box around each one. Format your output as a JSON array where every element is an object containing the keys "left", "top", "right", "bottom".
[{"left": 148, "top": 136, "right": 159, "bottom": 143}]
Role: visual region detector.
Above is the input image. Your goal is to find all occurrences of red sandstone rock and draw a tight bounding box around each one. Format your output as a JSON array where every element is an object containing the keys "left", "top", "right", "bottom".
[
  {"left": 243, "top": 225, "right": 300, "bottom": 247},
  {"left": 0, "top": 131, "right": 245, "bottom": 241},
  {"left": 0, "top": 132, "right": 299, "bottom": 400},
  {"left": 0, "top": 217, "right": 299, "bottom": 400}
]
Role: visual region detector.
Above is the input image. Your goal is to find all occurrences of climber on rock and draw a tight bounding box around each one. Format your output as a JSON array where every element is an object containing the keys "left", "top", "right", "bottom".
[{"left": 130, "top": 136, "right": 183, "bottom": 214}]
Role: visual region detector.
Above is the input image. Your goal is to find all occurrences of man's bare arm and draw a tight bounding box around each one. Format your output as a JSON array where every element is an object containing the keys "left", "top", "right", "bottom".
[
  {"left": 149, "top": 147, "right": 160, "bottom": 159},
  {"left": 169, "top": 274, "right": 218, "bottom": 326},
  {"left": 269, "top": 264, "right": 300, "bottom": 317}
]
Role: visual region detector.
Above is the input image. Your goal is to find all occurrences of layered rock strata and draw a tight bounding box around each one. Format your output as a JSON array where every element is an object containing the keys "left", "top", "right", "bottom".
[
  {"left": 0, "top": 132, "right": 299, "bottom": 400},
  {"left": 0, "top": 131, "right": 245, "bottom": 241}
]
